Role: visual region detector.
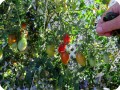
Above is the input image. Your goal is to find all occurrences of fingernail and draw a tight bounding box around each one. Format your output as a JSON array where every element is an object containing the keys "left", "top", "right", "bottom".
[{"left": 96, "top": 27, "right": 103, "bottom": 33}]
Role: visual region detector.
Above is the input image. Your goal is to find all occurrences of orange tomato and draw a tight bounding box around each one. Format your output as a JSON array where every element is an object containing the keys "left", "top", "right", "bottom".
[
  {"left": 21, "top": 23, "right": 27, "bottom": 29},
  {"left": 60, "top": 52, "right": 69, "bottom": 65},
  {"left": 8, "top": 34, "right": 17, "bottom": 45},
  {"left": 13, "top": 62, "right": 17, "bottom": 66},
  {"left": 76, "top": 52, "right": 86, "bottom": 66}
]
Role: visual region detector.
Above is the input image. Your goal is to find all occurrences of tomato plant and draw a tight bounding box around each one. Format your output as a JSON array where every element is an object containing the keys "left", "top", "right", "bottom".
[{"left": 0, "top": 0, "right": 119, "bottom": 90}]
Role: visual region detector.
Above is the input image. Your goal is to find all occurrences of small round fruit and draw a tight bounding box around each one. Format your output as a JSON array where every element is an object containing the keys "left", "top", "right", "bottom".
[
  {"left": 88, "top": 59, "right": 96, "bottom": 67},
  {"left": 8, "top": 34, "right": 17, "bottom": 45},
  {"left": 0, "top": 50, "right": 3, "bottom": 60},
  {"left": 21, "top": 23, "right": 27, "bottom": 29},
  {"left": 58, "top": 43, "right": 66, "bottom": 53},
  {"left": 13, "top": 62, "right": 17, "bottom": 66},
  {"left": 46, "top": 45, "right": 55, "bottom": 57},
  {"left": 10, "top": 42, "right": 17, "bottom": 50},
  {"left": 60, "top": 52, "right": 69, "bottom": 65},
  {"left": 18, "top": 37, "right": 27, "bottom": 51},
  {"left": 63, "top": 34, "right": 70, "bottom": 44},
  {"left": 103, "top": 53, "right": 109, "bottom": 64},
  {"left": 76, "top": 52, "right": 86, "bottom": 66}
]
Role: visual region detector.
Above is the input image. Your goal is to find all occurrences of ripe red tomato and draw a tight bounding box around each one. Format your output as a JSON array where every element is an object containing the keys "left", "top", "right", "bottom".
[
  {"left": 8, "top": 34, "right": 17, "bottom": 45},
  {"left": 63, "top": 34, "right": 70, "bottom": 44},
  {"left": 21, "top": 23, "right": 27, "bottom": 29},
  {"left": 60, "top": 52, "right": 69, "bottom": 65},
  {"left": 58, "top": 43, "right": 66, "bottom": 53}
]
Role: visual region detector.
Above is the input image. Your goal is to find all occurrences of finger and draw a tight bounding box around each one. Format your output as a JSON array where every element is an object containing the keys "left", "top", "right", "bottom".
[
  {"left": 101, "top": 7, "right": 113, "bottom": 21},
  {"left": 101, "top": 2, "right": 119, "bottom": 23},
  {"left": 96, "top": 9, "right": 113, "bottom": 27},
  {"left": 97, "top": 32, "right": 112, "bottom": 37},
  {"left": 101, "top": 2, "right": 119, "bottom": 18},
  {"left": 104, "top": 32, "right": 111, "bottom": 37},
  {"left": 96, "top": 15, "right": 120, "bottom": 33},
  {"left": 97, "top": 33, "right": 105, "bottom": 36},
  {"left": 96, "top": 19, "right": 103, "bottom": 28}
]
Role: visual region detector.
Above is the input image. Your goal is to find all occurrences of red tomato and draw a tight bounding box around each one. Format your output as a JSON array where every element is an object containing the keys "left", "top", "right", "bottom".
[
  {"left": 21, "top": 23, "right": 27, "bottom": 29},
  {"left": 63, "top": 34, "right": 70, "bottom": 44},
  {"left": 60, "top": 52, "right": 69, "bottom": 65},
  {"left": 58, "top": 43, "right": 66, "bottom": 53}
]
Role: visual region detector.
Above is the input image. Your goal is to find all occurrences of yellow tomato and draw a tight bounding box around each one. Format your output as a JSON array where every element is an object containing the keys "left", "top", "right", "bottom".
[
  {"left": 46, "top": 45, "right": 55, "bottom": 57},
  {"left": 76, "top": 52, "right": 86, "bottom": 66}
]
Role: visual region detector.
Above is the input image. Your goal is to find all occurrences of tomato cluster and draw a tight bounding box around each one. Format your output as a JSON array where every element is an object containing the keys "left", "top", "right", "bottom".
[
  {"left": 8, "top": 23, "right": 28, "bottom": 52},
  {"left": 58, "top": 34, "right": 70, "bottom": 53},
  {"left": 58, "top": 34, "right": 70, "bottom": 65}
]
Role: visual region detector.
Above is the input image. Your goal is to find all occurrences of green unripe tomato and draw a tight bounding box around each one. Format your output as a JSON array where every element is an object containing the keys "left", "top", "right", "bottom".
[
  {"left": 103, "top": 53, "right": 109, "bottom": 64},
  {"left": 18, "top": 37, "right": 27, "bottom": 51},
  {"left": 88, "top": 59, "right": 96, "bottom": 67}
]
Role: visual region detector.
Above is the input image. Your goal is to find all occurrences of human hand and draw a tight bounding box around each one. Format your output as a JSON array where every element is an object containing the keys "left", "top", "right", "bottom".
[{"left": 96, "top": 2, "right": 120, "bottom": 37}]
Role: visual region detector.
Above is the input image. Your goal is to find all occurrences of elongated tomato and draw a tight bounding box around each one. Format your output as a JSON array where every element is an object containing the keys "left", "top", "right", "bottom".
[
  {"left": 18, "top": 37, "right": 27, "bottom": 51},
  {"left": 76, "top": 52, "right": 86, "bottom": 66},
  {"left": 60, "top": 52, "right": 69, "bottom": 65},
  {"left": 8, "top": 34, "right": 17, "bottom": 45}
]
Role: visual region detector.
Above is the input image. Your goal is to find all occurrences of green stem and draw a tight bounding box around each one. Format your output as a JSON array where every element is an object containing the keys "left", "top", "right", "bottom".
[{"left": 44, "top": 0, "right": 48, "bottom": 29}]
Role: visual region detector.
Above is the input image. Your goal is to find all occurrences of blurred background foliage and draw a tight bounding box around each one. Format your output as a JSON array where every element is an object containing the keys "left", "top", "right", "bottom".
[{"left": 0, "top": 0, "right": 120, "bottom": 90}]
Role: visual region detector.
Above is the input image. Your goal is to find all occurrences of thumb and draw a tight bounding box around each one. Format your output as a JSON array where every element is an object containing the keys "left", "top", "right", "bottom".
[{"left": 96, "top": 15, "right": 120, "bottom": 33}]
